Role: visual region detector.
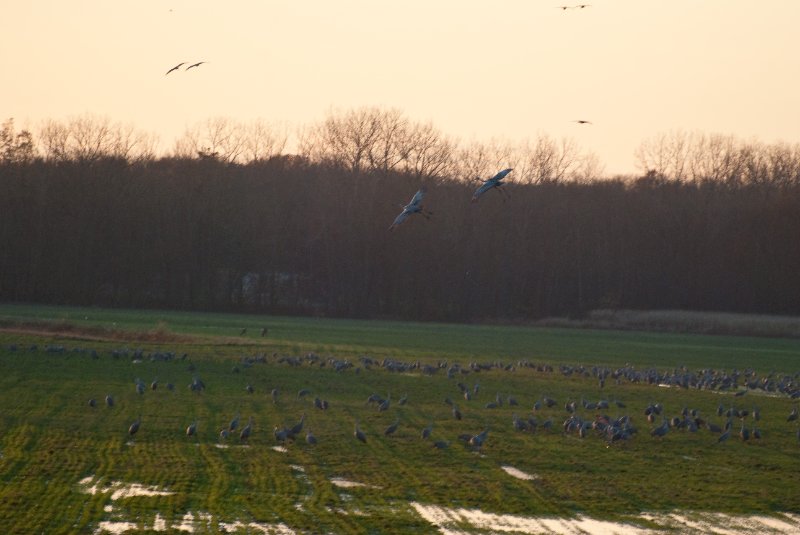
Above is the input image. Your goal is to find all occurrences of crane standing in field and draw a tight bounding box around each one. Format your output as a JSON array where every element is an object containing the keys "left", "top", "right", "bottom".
[
  {"left": 389, "top": 187, "right": 432, "bottom": 230},
  {"left": 471, "top": 168, "right": 513, "bottom": 203}
]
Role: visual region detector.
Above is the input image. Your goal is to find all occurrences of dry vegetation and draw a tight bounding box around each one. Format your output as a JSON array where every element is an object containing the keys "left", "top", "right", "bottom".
[{"left": 537, "top": 309, "right": 800, "bottom": 338}]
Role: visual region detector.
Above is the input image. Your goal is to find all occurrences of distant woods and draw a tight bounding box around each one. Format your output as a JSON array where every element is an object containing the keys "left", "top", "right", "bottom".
[{"left": 1, "top": 111, "right": 799, "bottom": 321}]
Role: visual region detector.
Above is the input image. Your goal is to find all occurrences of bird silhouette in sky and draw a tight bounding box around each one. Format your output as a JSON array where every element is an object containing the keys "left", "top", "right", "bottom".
[
  {"left": 165, "top": 62, "right": 186, "bottom": 75},
  {"left": 472, "top": 168, "right": 513, "bottom": 203},
  {"left": 389, "top": 187, "right": 431, "bottom": 230},
  {"left": 186, "top": 61, "right": 207, "bottom": 70},
  {"left": 573, "top": 120, "right": 593, "bottom": 125}
]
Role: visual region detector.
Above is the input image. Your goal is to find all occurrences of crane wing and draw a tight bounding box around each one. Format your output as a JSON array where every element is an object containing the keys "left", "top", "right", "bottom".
[
  {"left": 407, "top": 187, "right": 426, "bottom": 209},
  {"left": 389, "top": 210, "right": 410, "bottom": 230},
  {"left": 472, "top": 180, "right": 495, "bottom": 201},
  {"left": 491, "top": 168, "right": 513, "bottom": 181}
]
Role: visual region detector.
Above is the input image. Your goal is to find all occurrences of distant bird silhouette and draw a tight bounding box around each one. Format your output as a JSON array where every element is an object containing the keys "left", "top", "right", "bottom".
[
  {"left": 354, "top": 420, "right": 367, "bottom": 443},
  {"left": 129, "top": 416, "right": 141, "bottom": 437},
  {"left": 165, "top": 62, "right": 185, "bottom": 75},
  {"left": 389, "top": 187, "right": 432, "bottom": 230},
  {"left": 186, "top": 421, "right": 197, "bottom": 437},
  {"left": 305, "top": 429, "right": 317, "bottom": 445},
  {"left": 185, "top": 61, "right": 207, "bottom": 70},
  {"left": 88, "top": 398, "right": 97, "bottom": 408},
  {"left": 556, "top": 5, "right": 572, "bottom": 10},
  {"left": 239, "top": 417, "right": 253, "bottom": 442},
  {"left": 574, "top": 3, "right": 591, "bottom": 8},
  {"left": 572, "top": 120, "right": 592, "bottom": 125},
  {"left": 421, "top": 422, "right": 433, "bottom": 440},
  {"left": 472, "top": 168, "right": 513, "bottom": 203}
]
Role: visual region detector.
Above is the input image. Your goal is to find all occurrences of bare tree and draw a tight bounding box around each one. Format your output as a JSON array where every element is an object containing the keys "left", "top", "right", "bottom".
[
  {"left": 400, "top": 121, "right": 456, "bottom": 179},
  {"left": 243, "top": 120, "right": 288, "bottom": 162},
  {"left": 38, "top": 114, "right": 156, "bottom": 162},
  {"left": 0, "top": 118, "right": 36, "bottom": 163},
  {"left": 173, "top": 117, "right": 247, "bottom": 163}
]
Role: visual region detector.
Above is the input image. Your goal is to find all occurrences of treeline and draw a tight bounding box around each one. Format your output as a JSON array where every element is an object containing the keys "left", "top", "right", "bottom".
[{"left": 1, "top": 112, "right": 799, "bottom": 321}]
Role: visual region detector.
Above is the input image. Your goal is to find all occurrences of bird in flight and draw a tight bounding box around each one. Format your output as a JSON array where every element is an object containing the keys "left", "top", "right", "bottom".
[
  {"left": 472, "top": 168, "right": 513, "bottom": 203},
  {"left": 389, "top": 187, "right": 432, "bottom": 230},
  {"left": 572, "top": 120, "right": 593, "bottom": 125},
  {"left": 186, "top": 61, "right": 207, "bottom": 70},
  {"left": 165, "top": 62, "right": 186, "bottom": 75},
  {"left": 556, "top": 5, "right": 572, "bottom": 9},
  {"left": 575, "top": 4, "right": 592, "bottom": 8}
]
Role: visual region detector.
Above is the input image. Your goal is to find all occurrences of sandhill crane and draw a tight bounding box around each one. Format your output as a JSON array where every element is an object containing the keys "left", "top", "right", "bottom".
[
  {"left": 272, "top": 389, "right": 279, "bottom": 404},
  {"left": 389, "top": 187, "right": 432, "bottom": 230},
  {"left": 452, "top": 404, "right": 462, "bottom": 420},
  {"left": 246, "top": 384, "right": 254, "bottom": 394},
  {"left": 788, "top": 407, "right": 798, "bottom": 422},
  {"left": 378, "top": 394, "right": 391, "bottom": 412},
  {"left": 186, "top": 421, "right": 197, "bottom": 437},
  {"left": 421, "top": 422, "right": 433, "bottom": 439},
  {"left": 433, "top": 440, "right": 449, "bottom": 449},
  {"left": 239, "top": 417, "right": 253, "bottom": 442},
  {"left": 229, "top": 413, "right": 240, "bottom": 432},
  {"left": 354, "top": 420, "right": 367, "bottom": 443},
  {"left": 384, "top": 419, "right": 400, "bottom": 436},
  {"left": 260, "top": 326, "right": 268, "bottom": 337},
  {"left": 556, "top": 5, "right": 572, "bottom": 10},
  {"left": 219, "top": 428, "right": 229, "bottom": 440},
  {"left": 105, "top": 394, "right": 114, "bottom": 407},
  {"left": 129, "top": 416, "right": 141, "bottom": 436},
  {"left": 165, "top": 62, "right": 185, "bottom": 75},
  {"left": 717, "top": 429, "right": 731, "bottom": 443},
  {"left": 472, "top": 168, "right": 513, "bottom": 203},
  {"left": 650, "top": 419, "right": 669, "bottom": 438},
  {"left": 151, "top": 378, "right": 158, "bottom": 391},
  {"left": 574, "top": 4, "right": 591, "bottom": 9},
  {"left": 469, "top": 428, "right": 489, "bottom": 450},
  {"left": 185, "top": 61, "right": 207, "bottom": 70},
  {"left": 306, "top": 429, "right": 317, "bottom": 445},
  {"left": 290, "top": 413, "right": 305, "bottom": 437},
  {"left": 572, "top": 120, "right": 592, "bottom": 125},
  {"left": 739, "top": 423, "right": 750, "bottom": 441},
  {"left": 298, "top": 389, "right": 311, "bottom": 399},
  {"left": 273, "top": 426, "right": 289, "bottom": 442},
  {"left": 88, "top": 398, "right": 97, "bottom": 408}
]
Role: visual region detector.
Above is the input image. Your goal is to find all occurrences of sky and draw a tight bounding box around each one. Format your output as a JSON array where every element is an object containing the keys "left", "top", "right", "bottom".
[{"left": 2, "top": 0, "right": 799, "bottom": 175}]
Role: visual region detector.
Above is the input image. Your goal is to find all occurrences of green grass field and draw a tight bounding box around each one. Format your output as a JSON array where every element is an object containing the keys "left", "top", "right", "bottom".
[{"left": 1, "top": 303, "right": 799, "bottom": 534}]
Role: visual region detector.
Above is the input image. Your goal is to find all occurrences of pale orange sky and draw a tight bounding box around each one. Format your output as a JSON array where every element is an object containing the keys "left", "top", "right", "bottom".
[{"left": 2, "top": 1, "right": 799, "bottom": 175}]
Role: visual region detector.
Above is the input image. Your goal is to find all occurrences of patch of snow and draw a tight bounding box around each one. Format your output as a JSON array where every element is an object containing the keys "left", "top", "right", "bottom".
[
  {"left": 330, "top": 477, "right": 381, "bottom": 489},
  {"left": 96, "top": 520, "right": 138, "bottom": 534},
  {"left": 500, "top": 466, "right": 539, "bottom": 480},
  {"left": 153, "top": 514, "right": 167, "bottom": 531},
  {"left": 411, "top": 503, "right": 800, "bottom": 535}
]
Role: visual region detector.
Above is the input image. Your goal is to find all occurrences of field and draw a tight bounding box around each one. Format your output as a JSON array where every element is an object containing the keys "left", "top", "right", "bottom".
[{"left": 1, "top": 303, "right": 800, "bottom": 534}]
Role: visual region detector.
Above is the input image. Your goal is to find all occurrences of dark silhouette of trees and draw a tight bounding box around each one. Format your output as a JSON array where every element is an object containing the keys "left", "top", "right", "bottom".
[{"left": 1, "top": 113, "right": 799, "bottom": 321}]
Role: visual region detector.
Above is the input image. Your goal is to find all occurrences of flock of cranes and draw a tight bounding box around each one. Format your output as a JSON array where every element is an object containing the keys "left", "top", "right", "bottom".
[
  {"left": 165, "top": 61, "right": 207, "bottom": 75},
  {"left": 74, "top": 343, "right": 800, "bottom": 451},
  {"left": 389, "top": 168, "right": 514, "bottom": 230}
]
